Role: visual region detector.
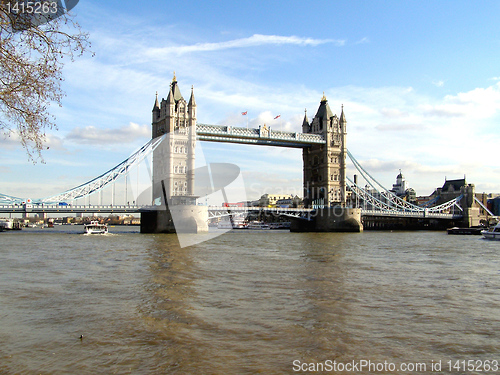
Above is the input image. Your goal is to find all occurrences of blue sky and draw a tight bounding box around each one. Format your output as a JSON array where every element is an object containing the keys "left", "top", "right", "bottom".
[{"left": 2, "top": 0, "right": 500, "bottom": 202}]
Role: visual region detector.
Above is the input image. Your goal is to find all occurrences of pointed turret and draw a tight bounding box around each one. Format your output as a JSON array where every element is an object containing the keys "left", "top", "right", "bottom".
[
  {"left": 302, "top": 109, "right": 310, "bottom": 133},
  {"left": 170, "top": 72, "right": 183, "bottom": 102},
  {"left": 152, "top": 91, "right": 160, "bottom": 123},
  {"left": 188, "top": 85, "right": 197, "bottom": 122},
  {"left": 315, "top": 93, "right": 334, "bottom": 121},
  {"left": 310, "top": 92, "right": 334, "bottom": 133},
  {"left": 166, "top": 83, "right": 175, "bottom": 105},
  {"left": 153, "top": 92, "right": 160, "bottom": 111},
  {"left": 339, "top": 104, "right": 347, "bottom": 135},
  {"left": 340, "top": 104, "right": 346, "bottom": 124},
  {"left": 188, "top": 85, "right": 196, "bottom": 107}
]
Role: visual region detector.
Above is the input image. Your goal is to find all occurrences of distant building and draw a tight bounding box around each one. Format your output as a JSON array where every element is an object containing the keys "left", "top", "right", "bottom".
[
  {"left": 389, "top": 170, "right": 417, "bottom": 204},
  {"left": 276, "top": 196, "right": 302, "bottom": 208},
  {"left": 440, "top": 178, "right": 467, "bottom": 194},
  {"left": 487, "top": 196, "right": 500, "bottom": 216},
  {"left": 390, "top": 170, "right": 408, "bottom": 196},
  {"left": 259, "top": 194, "right": 294, "bottom": 207}
]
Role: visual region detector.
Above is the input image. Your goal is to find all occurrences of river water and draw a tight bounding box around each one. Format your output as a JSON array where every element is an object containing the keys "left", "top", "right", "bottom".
[{"left": 0, "top": 226, "right": 499, "bottom": 374}]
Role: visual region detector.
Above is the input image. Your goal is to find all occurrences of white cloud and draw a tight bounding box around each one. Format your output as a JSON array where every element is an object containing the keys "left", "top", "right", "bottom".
[
  {"left": 144, "top": 34, "right": 344, "bottom": 58},
  {"left": 65, "top": 122, "right": 150, "bottom": 145},
  {"left": 355, "top": 37, "right": 370, "bottom": 44}
]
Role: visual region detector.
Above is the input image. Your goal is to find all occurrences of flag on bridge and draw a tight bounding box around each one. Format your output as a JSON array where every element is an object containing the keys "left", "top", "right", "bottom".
[
  {"left": 242, "top": 111, "right": 247, "bottom": 115},
  {"left": 274, "top": 114, "right": 281, "bottom": 119}
]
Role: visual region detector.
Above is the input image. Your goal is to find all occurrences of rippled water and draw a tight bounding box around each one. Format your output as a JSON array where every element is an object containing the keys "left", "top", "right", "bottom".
[{"left": 0, "top": 226, "right": 499, "bottom": 374}]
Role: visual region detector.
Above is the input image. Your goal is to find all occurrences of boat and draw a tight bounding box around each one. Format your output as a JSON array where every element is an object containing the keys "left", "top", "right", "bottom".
[
  {"left": 481, "top": 222, "right": 500, "bottom": 240},
  {"left": 217, "top": 217, "right": 248, "bottom": 230},
  {"left": 447, "top": 226, "right": 484, "bottom": 235},
  {"left": 247, "top": 221, "right": 270, "bottom": 230},
  {"left": 84, "top": 221, "right": 108, "bottom": 235},
  {"left": 0, "top": 219, "right": 21, "bottom": 231}
]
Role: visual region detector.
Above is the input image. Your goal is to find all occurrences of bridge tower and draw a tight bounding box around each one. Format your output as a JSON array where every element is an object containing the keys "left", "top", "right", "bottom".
[
  {"left": 302, "top": 94, "right": 347, "bottom": 208},
  {"left": 142, "top": 74, "right": 207, "bottom": 234},
  {"left": 291, "top": 94, "right": 362, "bottom": 232},
  {"left": 151, "top": 73, "right": 197, "bottom": 205}
]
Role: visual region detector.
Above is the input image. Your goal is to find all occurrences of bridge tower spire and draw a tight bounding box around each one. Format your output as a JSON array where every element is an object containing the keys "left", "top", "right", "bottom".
[
  {"left": 152, "top": 91, "right": 160, "bottom": 123},
  {"left": 187, "top": 85, "right": 197, "bottom": 196},
  {"left": 302, "top": 108, "right": 309, "bottom": 133}
]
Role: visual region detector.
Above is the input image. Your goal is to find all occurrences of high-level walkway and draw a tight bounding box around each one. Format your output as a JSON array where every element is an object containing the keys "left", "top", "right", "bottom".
[{"left": 196, "top": 123, "right": 326, "bottom": 148}]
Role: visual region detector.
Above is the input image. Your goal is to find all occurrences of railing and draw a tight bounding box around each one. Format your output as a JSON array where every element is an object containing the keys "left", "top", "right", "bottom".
[
  {"left": 207, "top": 206, "right": 313, "bottom": 217},
  {"left": 0, "top": 204, "right": 143, "bottom": 213},
  {"left": 361, "top": 209, "right": 462, "bottom": 219}
]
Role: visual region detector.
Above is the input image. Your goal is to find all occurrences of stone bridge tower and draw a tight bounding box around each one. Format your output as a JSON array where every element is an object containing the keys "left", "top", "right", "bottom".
[
  {"left": 302, "top": 94, "right": 347, "bottom": 208},
  {"left": 142, "top": 74, "right": 207, "bottom": 234},
  {"left": 151, "top": 74, "right": 197, "bottom": 205}
]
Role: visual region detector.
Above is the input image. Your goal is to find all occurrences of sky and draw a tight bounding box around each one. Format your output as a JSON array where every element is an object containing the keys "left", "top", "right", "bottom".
[{"left": 2, "top": 0, "right": 500, "bottom": 203}]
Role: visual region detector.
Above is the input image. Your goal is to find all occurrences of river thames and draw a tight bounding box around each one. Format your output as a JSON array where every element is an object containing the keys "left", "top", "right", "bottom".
[{"left": 0, "top": 226, "right": 499, "bottom": 374}]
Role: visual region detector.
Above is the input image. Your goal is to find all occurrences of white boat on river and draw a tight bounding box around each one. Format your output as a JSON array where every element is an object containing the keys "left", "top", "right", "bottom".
[
  {"left": 84, "top": 221, "right": 108, "bottom": 235},
  {"left": 482, "top": 222, "right": 500, "bottom": 240}
]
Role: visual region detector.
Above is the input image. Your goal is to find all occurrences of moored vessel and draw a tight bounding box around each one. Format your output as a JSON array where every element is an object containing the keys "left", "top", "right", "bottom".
[{"left": 447, "top": 226, "right": 484, "bottom": 235}]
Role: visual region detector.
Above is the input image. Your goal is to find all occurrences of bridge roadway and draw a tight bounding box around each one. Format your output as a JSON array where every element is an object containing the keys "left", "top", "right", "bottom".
[
  {"left": 0, "top": 204, "right": 461, "bottom": 220},
  {"left": 0, "top": 204, "right": 312, "bottom": 217}
]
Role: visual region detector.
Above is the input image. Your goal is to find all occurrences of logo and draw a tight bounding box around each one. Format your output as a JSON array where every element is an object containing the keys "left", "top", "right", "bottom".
[{"left": 4, "top": 0, "right": 80, "bottom": 31}]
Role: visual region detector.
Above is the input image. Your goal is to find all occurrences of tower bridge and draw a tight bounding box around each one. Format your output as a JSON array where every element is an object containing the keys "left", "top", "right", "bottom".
[{"left": 1, "top": 75, "right": 491, "bottom": 231}]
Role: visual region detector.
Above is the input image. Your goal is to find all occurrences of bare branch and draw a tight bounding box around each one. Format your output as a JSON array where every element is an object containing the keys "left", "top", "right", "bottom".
[{"left": 0, "top": 0, "right": 91, "bottom": 161}]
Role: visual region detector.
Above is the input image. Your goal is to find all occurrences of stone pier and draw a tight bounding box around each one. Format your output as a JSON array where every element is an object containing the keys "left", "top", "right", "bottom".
[{"left": 290, "top": 207, "right": 363, "bottom": 232}]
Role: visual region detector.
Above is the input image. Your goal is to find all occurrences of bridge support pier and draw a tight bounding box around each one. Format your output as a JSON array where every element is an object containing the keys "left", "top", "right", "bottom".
[
  {"left": 290, "top": 207, "right": 362, "bottom": 232},
  {"left": 140, "top": 205, "right": 208, "bottom": 234}
]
